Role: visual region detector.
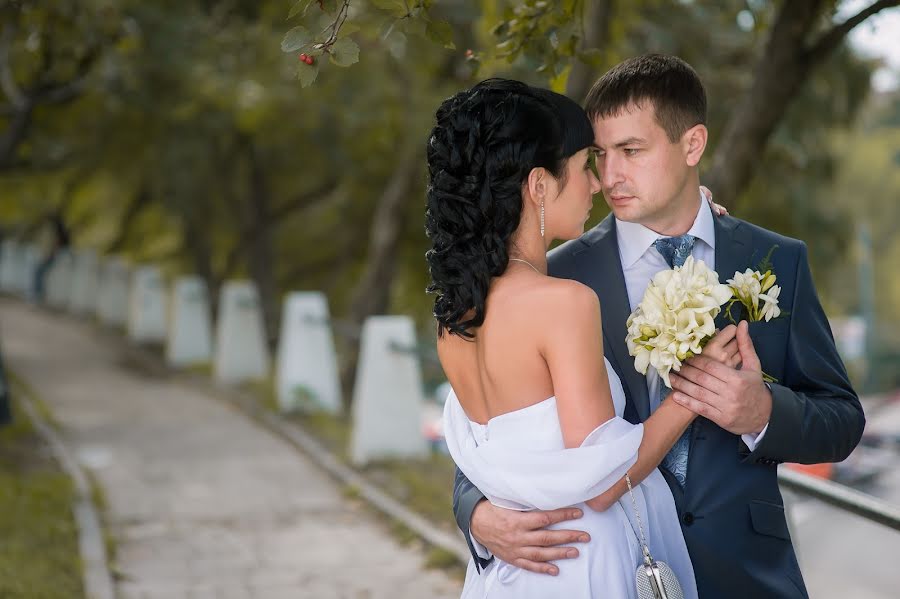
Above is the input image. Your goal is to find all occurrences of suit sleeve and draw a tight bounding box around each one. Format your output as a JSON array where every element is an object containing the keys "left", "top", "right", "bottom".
[
  {"left": 746, "top": 242, "right": 865, "bottom": 465},
  {"left": 453, "top": 466, "right": 493, "bottom": 571}
]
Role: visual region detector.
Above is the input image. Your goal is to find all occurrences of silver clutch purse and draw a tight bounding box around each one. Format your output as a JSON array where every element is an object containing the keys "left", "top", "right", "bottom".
[{"left": 622, "top": 473, "right": 686, "bottom": 599}]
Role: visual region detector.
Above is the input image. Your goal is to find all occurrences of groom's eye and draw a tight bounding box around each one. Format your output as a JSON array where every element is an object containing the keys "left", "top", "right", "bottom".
[
  {"left": 586, "top": 151, "right": 600, "bottom": 179},
  {"left": 624, "top": 148, "right": 639, "bottom": 156}
]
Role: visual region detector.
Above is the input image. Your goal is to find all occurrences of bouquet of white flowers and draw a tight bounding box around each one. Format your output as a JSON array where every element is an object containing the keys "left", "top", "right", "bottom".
[{"left": 626, "top": 256, "right": 733, "bottom": 388}]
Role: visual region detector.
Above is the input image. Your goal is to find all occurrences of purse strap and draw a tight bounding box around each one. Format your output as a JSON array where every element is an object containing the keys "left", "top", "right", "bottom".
[{"left": 621, "top": 472, "right": 655, "bottom": 567}]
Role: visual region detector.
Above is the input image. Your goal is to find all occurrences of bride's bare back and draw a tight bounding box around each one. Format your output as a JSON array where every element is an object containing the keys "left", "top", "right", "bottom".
[{"left": 437, "top": 268, "right": 617, "bottom": 449}]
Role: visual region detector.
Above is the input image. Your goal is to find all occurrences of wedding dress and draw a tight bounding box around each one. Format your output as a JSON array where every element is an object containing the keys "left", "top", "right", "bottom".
[{"left": 443, "top": 357, "right": 698, "bottom": 599}]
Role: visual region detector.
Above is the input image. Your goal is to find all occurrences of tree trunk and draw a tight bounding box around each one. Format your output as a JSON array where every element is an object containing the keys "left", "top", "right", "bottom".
[
  {"left": 339, "top": 144, "right": 421, "bottom": 408},
  {"left": 565, "top": 0, "right": 615, "bottom": 102},
  {"left": 706, "top": 0, "right": 900, "bottom": 204},
  {"left": 241, "top": 134, "right": 279, "bottom": 346},
  {"left": 0, "top": 100, "right": 33, "bottom": 171},
  {"left": 106, "top": 183, "right": 153, "bottom": 254}
]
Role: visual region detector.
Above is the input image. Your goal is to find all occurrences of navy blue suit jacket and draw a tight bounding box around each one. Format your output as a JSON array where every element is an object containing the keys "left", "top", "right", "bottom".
[{"left": 452, "top": 214, "right": 865, "bottom": 598}]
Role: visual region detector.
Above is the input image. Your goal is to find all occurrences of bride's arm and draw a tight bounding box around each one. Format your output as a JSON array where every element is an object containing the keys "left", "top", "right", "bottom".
[
  {"left": 542, "top": 281, "right": 695, "bottom": 512},
  {"left": 541, "top": 281, "right": 617, "bottom": 448},
  {"left": 586, "top": 401, "right": 694, "bottom": 512}
]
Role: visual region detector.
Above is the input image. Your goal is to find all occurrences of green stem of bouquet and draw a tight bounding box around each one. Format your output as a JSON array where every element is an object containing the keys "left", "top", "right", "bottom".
[{"left": 722, "top": 299, "right": 778, "bottom": 383}]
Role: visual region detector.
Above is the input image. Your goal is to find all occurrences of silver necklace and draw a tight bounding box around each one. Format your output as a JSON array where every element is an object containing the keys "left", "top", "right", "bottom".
[{"left": 509, "top": 258, "right": 542, "bottom": 274}]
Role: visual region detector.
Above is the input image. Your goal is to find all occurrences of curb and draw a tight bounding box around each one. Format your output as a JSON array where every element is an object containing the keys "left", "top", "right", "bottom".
[{"left": 11, "top": 376, "right": 116, "bottom": 599}]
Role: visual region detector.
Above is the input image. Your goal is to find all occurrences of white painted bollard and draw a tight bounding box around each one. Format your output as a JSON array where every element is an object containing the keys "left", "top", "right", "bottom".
[
  {"left": 0, "top": 239, "right": 18, "bottom": 292},
  {"left": 96, "top": 258, "right": 130, "bottom": 327},
  {"left": 349, "top": 316, "right": 428, "bottom": 466},
  {"left": 214, "top": 281, "right": 269, "bottom": 384},
  {"left": 275, "top": 292, "right": 342, "bottom": 414},
  {"left": 46, "top": 250, "right": 74, "bottom": 309},
  {"left": 128, "top": 266, "right": 167, "bottom": 343},
  {"left": 20, "top": 243, "right": 42, "bottom": 298},
  {"left": 166, "top": 276, "right": 214, "bottom": 367},
  {"left": 69, "top": 250, "right": 100, "bottom": 315}
]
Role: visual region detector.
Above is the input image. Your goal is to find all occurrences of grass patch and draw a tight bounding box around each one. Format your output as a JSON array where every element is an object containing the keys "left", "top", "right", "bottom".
[
  {"left": 425, "top": 547, "right": 464, "bottom": 570},
  {"left": 0, "top": 399, "right": 85, "bottom": 598},
  {"left": 362, "top": 454, "right": 458, "bottom": 533}
]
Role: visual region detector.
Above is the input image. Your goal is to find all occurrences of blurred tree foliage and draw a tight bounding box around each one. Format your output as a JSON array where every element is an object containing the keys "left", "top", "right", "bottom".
[{"left": 1, "top": 0, "right": 898, "bottom": 405}]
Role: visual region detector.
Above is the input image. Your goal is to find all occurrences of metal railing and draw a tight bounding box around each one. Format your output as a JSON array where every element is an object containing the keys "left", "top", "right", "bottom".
[{"left": 778, "top": 467, "right": 900, "bottom": 532}]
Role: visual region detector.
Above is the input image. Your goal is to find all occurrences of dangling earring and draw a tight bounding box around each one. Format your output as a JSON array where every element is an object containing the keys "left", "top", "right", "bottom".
[{"left": 540, "top": 200, "right": 545, "bottom": 238}]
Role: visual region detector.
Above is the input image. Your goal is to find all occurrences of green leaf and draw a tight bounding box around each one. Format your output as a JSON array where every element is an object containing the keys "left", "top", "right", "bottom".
[
  {"left": 288, "top": 0, "right": 314, "bottom": 19},
  {"left": 371, "top": 0, "right": 407, "bottom": 16},
  {"left": 425, "top": 20, "right": 455, "bottom": 50},
  {"left": 341, "top": 22, "right": 361, "bottom": 36},
  {"left": 298, "top": 58, "right": 321, "bottom": 87},
  {"left": 329, "top": 36, "right": 359, "bottom": 67},
  {"left": 281, "top": 26, "right": 313, "bottom": 52},
  {"left": 578, "top": 48, "right": 604, "bottom": 67},
  {"left": 400, "top": 16, "right": 426, "bottom": 38}
]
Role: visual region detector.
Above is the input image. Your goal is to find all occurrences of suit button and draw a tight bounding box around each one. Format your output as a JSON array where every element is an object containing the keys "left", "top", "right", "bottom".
[{"left": 682, "top": 512, "right": 695, "bottom": 526}]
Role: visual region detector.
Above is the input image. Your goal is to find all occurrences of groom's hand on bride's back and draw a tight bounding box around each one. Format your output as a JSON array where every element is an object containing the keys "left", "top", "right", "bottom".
[{"left": 470, "top": 500, "right": 590, "bottom": 576}]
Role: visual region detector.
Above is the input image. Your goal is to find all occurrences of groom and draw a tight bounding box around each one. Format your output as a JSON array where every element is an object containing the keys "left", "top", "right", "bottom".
[{"left": 451, "top": 54, "right": 864, "bottom": 598}]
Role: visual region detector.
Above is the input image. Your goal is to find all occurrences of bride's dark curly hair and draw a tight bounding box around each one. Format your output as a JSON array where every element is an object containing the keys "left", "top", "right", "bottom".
[{"left": 425, "top": 78, "right": 594, "bottom": 338}]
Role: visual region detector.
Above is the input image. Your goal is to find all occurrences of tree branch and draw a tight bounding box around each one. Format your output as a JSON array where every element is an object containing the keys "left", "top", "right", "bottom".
[
  {"left": 267, "top": 178, "right": 340, "bottom": 222},
  {"left": 806, "top": 0, "right": 900, "bottom": 62},
  {"left": 0, "top": 24, "right": 26, "bottom": 108},
  {"left": 565, "top": 0, "right": 614, "bottom": 101}
]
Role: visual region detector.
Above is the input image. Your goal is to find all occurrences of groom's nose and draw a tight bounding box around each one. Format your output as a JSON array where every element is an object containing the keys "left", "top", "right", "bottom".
[{"left": 600, "top": 153, "right": 626, "bottom": 190}]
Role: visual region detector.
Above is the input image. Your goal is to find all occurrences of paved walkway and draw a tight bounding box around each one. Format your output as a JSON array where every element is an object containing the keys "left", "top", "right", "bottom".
[{"left": 0, "top": 298, "right": 461, "bottom": 599}]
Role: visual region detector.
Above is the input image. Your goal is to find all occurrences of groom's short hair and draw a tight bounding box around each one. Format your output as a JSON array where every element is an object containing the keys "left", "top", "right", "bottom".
[{"left": 584, "top": 54, "right": 707, "bottom": 143}]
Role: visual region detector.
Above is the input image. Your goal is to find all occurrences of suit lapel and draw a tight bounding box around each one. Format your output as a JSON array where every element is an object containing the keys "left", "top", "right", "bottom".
[
  {"left": 713, "top": 215, "right": 754, "bottom": 329},
  {"left": 574, "top": 216, "right": 650, "bottom": 423}
]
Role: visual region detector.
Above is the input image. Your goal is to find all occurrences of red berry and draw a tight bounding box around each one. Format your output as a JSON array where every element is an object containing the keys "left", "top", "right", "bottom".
[
  {"left": 299, "top": 53, "right": 307, "bottom": 61},
  {"left": 305, "top": 56, "right": 315, "bottom": 65}
]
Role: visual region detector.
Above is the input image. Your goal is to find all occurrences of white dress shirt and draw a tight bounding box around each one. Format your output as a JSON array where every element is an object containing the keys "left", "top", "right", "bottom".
[{"left": 616, "top": 195, "right": 768, "bottom": 449}]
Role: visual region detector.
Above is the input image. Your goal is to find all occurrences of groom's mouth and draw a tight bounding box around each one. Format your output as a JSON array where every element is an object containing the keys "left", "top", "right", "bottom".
[{"left": 608, "top": 194, "right": 635, "bottom": 206}]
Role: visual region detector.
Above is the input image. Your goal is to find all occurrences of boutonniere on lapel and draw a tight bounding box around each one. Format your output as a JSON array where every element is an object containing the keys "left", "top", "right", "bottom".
[
  {"left": 723, "top": 245, "right": 788, "bottom": 382},
  {"left": 625, "top": 256, "right": 733, "bottom": 388},
  {"left": 723, "top": 245, "right": 787, "bottom": 325}
]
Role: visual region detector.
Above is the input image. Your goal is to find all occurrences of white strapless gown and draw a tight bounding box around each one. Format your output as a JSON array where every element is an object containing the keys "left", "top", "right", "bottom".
[{"left": 443, "top": 358, "right": 698, "bottom": 599}]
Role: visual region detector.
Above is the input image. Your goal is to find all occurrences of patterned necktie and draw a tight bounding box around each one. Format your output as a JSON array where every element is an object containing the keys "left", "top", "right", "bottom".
[{"left": 653, "top": 234, "right": 696, "bottom": 487}]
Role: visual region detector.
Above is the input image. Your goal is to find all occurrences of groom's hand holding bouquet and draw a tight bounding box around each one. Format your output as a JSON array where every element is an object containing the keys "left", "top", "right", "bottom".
[{"left": 626, "top": 256, "right": 778, "bottom": 436}]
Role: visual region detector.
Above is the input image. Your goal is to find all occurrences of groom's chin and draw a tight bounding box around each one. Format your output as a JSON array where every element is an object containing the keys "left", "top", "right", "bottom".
[{"left": 607, "top": 204, "right": 642, "bottom": 223}]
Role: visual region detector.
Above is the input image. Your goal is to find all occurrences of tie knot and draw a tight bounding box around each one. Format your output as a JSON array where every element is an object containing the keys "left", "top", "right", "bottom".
[{"left": 654, "top": 234, "right": 696, "bottom": 268}]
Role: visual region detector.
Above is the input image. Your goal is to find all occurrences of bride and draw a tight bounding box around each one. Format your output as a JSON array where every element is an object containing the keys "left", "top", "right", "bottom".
[{"left": 425, "top": 79, "right": 727, "bottom": 598}]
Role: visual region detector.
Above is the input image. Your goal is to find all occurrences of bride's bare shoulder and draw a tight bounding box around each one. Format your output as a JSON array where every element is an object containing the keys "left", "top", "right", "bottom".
[{"left": 531, "top": 277, "right": 601, "bottom": 319}]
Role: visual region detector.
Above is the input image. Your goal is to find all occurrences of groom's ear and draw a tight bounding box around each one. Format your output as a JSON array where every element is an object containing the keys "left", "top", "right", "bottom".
[{"left": 682, "top": 124, "right": 708, "bottom": 167}]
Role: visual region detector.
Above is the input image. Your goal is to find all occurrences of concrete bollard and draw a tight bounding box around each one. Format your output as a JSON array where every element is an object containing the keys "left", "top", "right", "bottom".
[
  {"left": 45, "top": 250, "right": 74, "bottom": 309},
  {"left": 96, "top": 258, "right": 130, "bottom": 328},
  {"left": 166, "top": 275, "right": 214, "bottom": 367},
  {"left": 127, "top": 266, "right": 167, "bottom": 343},
  {"left": 213, "top": 280, "right": 269, "bottom": 385},
  {"left": 275, "top": 291, "right": 342, "bottom": 414},
  {"left": 0, "top": 239, "right": 17, "bottom": 292},
  {"left": 349, "top": 316, "right": 428, "bottom": 466},
  {"left": 69, "top": 249, "right": 100, "bottom": 315},
  {"left": 97, "top": 258, "right": 130, "bottom": 326}
]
